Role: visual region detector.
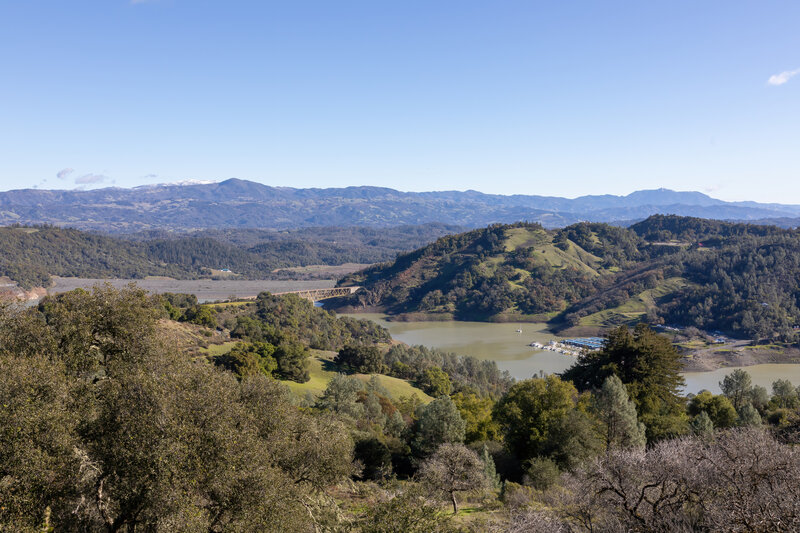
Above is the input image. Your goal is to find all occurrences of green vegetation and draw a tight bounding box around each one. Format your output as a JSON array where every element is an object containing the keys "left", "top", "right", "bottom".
[
  {"left": 561, "top": 324, "right": 688, "bottom": 440},
  {"left": 338, "top": 215, "right": 800, "bottom": 341},
  {"left": 5, "top": 286, "right": 800, "bottom": 530},
  {"left": 0, "top": 222, "right": 461, "bottom": 289}
]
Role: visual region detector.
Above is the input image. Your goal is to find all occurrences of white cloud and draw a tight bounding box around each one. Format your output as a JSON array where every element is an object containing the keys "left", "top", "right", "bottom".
[
  {"left": 767, "top": 68, "right": 800, "bottom": 86},
  {"left": 75, "top": 173, "right": 110, "bottom": 185},
  {"left": 56, "top": 168, "right": 74, "bottom": 180}
]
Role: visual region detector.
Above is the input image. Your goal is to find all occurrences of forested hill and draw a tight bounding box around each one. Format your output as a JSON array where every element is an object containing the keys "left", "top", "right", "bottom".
[
  {"left": 0, "top": 226, "right": 198, "bottom": 289},
  {"left": 0, "top": 223, "right": 460, "bottom": 289},
  {"left": 336, "top": 216, "right": 800, "bottom": 342}
]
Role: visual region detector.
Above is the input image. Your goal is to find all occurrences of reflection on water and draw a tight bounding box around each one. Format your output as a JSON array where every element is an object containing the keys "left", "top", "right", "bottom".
[{"left": 346, "top": 313, "right": 800, "bottom": 394}]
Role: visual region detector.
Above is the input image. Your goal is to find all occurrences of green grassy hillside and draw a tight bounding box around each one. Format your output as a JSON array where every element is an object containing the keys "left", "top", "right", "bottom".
[
  {"left": 279, "top": 351, "right": 434, "bottom": 402},
  {"left": 338, "top": 217, "right": 800, "bottom": 341},
  {"left": 337, "top": 222, "right": 641, "bottom": 322},
  {"left": 578, "top": 277, "right": 691, "bottom": 328}
]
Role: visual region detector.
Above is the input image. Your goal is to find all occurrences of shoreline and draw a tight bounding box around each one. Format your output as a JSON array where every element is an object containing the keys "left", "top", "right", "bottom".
[{"left": 341, "top": 310, "right": 800, "bottom": 374}]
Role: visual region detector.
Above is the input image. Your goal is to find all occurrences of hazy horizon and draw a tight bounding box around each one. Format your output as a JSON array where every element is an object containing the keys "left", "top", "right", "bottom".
[{"left": 2, "top": 179, "right": 798, "bottom": 207}]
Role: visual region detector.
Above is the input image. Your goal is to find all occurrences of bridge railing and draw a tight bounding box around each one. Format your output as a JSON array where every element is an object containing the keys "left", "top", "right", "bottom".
[{"left": 272, "top": 286, "right": 361, "bottom": 302}]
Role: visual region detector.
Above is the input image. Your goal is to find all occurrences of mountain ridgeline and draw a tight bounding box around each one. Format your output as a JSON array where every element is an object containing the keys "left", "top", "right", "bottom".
[
  {"left": 0, "top": 223, "right": 461, "bottom": 289},
  {"left": 3, "top": 179, "right": 800, "bottom": 232},
  {"left": 337, "top": 215, "right": 800, "bottom": 342}
]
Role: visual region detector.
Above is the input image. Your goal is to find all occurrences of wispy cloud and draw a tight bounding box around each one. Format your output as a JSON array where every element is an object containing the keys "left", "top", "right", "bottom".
[
  {"left": 56, "top": 168, "right": 74, "bottom": 180},
  {"left": 767, "top": 68, "right": 800, "bottom": 86},
  {"left": 75, "top": 173, "right": 110, "bottom": 185}
]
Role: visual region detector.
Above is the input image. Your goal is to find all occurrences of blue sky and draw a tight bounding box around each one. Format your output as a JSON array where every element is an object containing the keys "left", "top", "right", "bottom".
[{"left": 1, "top": 1, "right": 798, "bottom": 202}]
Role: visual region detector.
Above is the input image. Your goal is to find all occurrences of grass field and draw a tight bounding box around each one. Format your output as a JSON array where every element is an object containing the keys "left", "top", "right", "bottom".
[
  {"left": 580, "top": 277, "right": 689, "bottom": 328},
  {"left": 282, "top": 351, "right": 433, "bottom": 402},
  {"left": 199, "top": 341, "right": 239, "bottom": 356},
  {"left": 204, "top": 300, "right": 253, "bottom": 309}
]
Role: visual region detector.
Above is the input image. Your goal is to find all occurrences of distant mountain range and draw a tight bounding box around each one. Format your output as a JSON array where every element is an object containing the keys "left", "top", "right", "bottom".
[{"left": 2, "top": 179, "right": 799, "bottom": 232}]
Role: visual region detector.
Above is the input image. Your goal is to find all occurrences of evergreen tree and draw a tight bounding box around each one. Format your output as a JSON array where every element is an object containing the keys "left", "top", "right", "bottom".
[
  {"left": 594, "top": 374, "right": 646, "bottom": 452},
  {"left": 413, "top": 396, "right": 466, "bottom": 456},
  {"left": 561, "top": 324, "right": 687, "bottom": 441},
  {"left": 482, "top": 443, "right": 501, "bottom": 491},
  {"left": 737, "top": 403, "right": 762, "bottom": 427},
  {"left": 493, "top": 375, "right": 602, "bottom": 469},
  {"left": 720, "top": 369, "right": 753, "bottom": 411},
  {"left": 771, "top": 379, "right": 799, "bottom": 409},
  {"left": 691, "top": 411, "right": 714, "bottom": 438},
  {"left": 317, "top": 374, "right": 365, "bottom": 421}
]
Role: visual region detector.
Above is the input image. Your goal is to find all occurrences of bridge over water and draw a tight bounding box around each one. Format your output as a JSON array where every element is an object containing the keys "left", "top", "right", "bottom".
[{"left": 271, "top": 286, "right": 361, "bottom": 302}]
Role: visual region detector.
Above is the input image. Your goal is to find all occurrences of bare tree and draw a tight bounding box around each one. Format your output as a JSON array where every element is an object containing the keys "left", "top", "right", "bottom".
[
  {"left": 418, "top": 443, "right": 488, "bottom": 514},
  {"left": 533, "top": 428, "right": 800, "bottom": 532}
]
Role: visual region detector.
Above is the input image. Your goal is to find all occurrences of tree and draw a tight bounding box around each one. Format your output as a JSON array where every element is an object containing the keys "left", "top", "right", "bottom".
[
  {"left": 688, "top": 391, "right": 738, "bottom": 428},
  {"left": 419, "top": 443, "right": 488, "bottom": 514},
  {"left": 552, "top": 429, "right": 800, "bottom": 532},
  {"left": 414, "top": 396, "right": 466, "bottom": 456},
  {"left": 452, "top": 392, "right": 500, "bottom": 443},
  {"left": 720, "top": 369, "right": 753, "bottom": 411},
  {"left": 738, "top": 403, "right": 762, "bottom": 427},
  {"left": 594, "top": 374, "right": 646, "bottom": 452},
  {"left": 317, "top": 373, "right": 365, "bottom": 420},
  {"left": 180, "top": 304, "right": 217, "bottom": 328},
  {"left": 335, "top": 344, "right": 384, "bottom": 373},
  {"left": 359, "top": 486, "right": 458, "bottom": 533},
  {"left": 354, "top": 438, "right": 393, "bottom": 480},
  {"left": 482, "top": 444, "right": 501, "bottom": 491},
  {"left": 0, "top": 355, "right": 79, "bottom": 529},
  {"left": 493, "top": 375, "right": 601, "bottom": 468},
  {"left": 213, "top": 341, "right": 277, "bottom": 379},
  {"left": 419, "top": 366, "right": 452, "bottom": 397},
  {"left": 524, "top": 458, "right": 561, "bottom": 491},
  {"left": 0, "top": 287, "right": 353, "bottom": 531},
  {"left": 691, "top": 411, "right": 714, "bottom": 438},
  {"left": 772, "top": 379, "right": 799, "bottom": 409},
  {"left": 561, "top": 324, "right": 687, "bottom": 441},
  {"left": 273, "top": 341, "right": 311, "bottom": 382},
  {"left": 750, "top": 385, "right": 770, "bottom": 410}
]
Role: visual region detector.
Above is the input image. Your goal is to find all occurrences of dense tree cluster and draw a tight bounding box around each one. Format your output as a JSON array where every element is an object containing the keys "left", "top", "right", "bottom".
[
  {"left": 0, "top": 286, "right": 354, "bottom": 531},
  {"left": 225, "top": 292, "right": 390, "bottom": 351},
  {"left": 0, "top": 223, "right": 460, "bottom": 289},
  {"left": 562, "top": 324, "right": 688, "bottom": 440},
  {"left": 384, "top": 343, "right": 513, "bottom": 398}
]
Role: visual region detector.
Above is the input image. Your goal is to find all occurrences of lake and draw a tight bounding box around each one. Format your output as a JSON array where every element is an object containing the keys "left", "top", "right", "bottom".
[{"left": 348, "top": 313, "right": 800, "bottom": 394}]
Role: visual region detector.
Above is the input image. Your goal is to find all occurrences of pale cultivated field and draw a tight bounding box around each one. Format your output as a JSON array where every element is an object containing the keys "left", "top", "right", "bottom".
[{"left": 49, "top": 277, "right": 335, "bottom": 302}]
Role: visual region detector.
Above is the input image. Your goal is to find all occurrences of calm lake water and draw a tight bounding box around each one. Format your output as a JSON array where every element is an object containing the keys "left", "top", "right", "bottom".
[{"left": 347, "top": 313, "right": 800, "bottom": 394}]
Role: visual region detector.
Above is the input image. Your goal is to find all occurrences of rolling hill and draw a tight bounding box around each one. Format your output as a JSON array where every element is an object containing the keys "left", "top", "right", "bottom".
[
  {"left": 336, "top": 216, "right": 800, "bottom": 342},
  {"left": 0, "top": 223, "right": 460, "bottom": 289}
]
